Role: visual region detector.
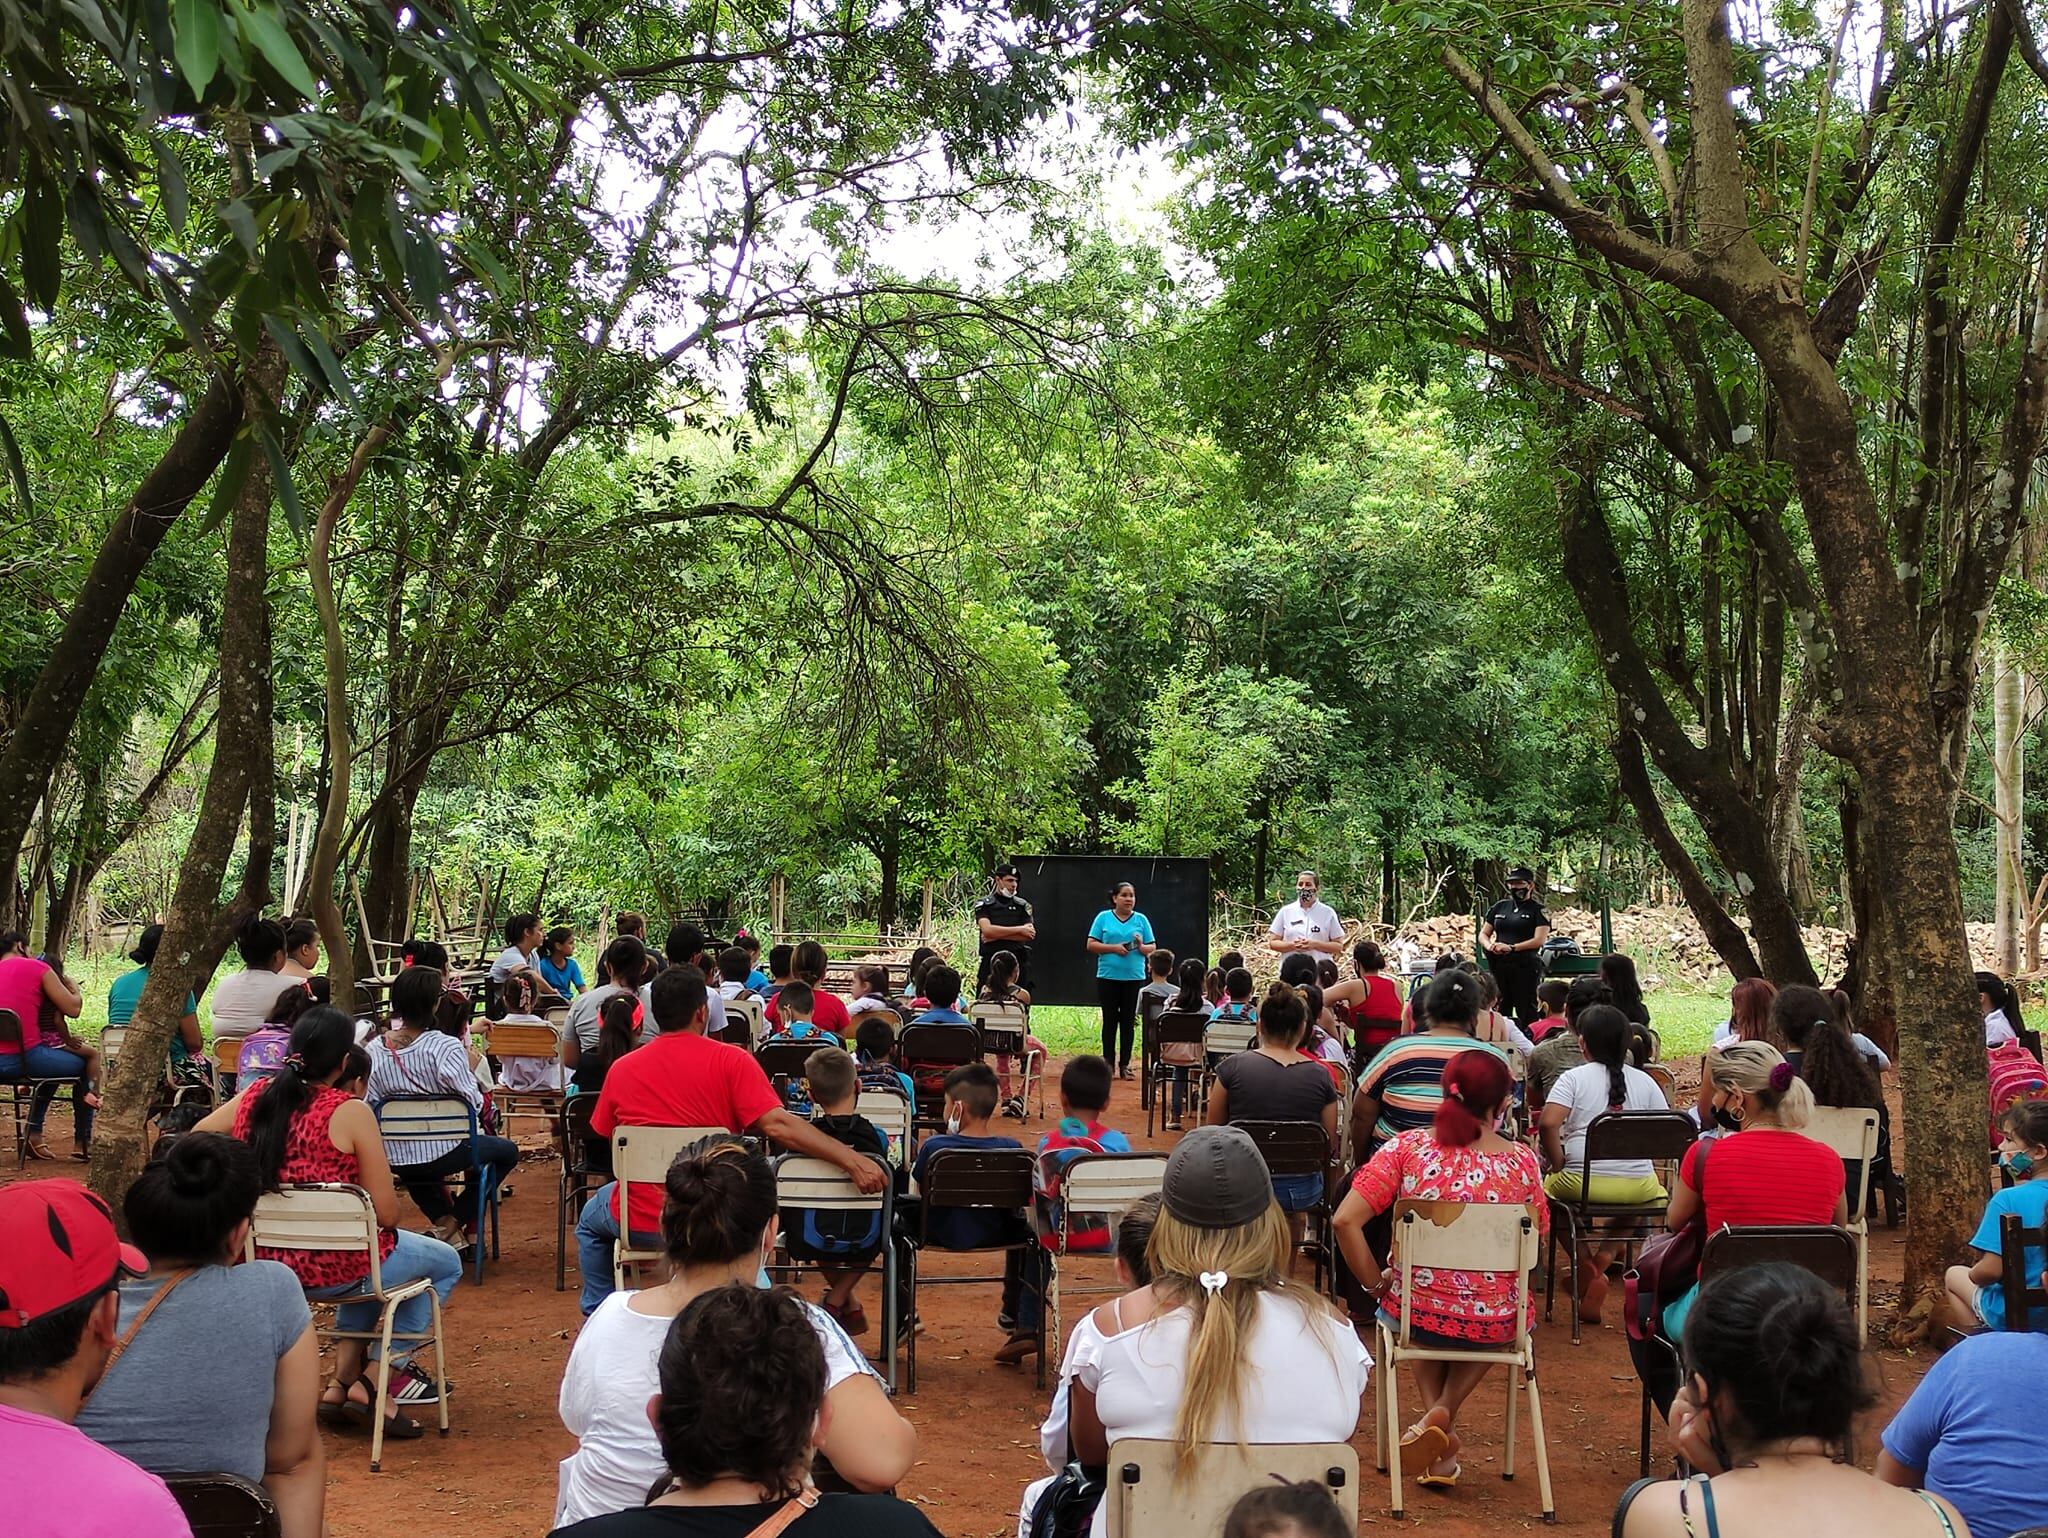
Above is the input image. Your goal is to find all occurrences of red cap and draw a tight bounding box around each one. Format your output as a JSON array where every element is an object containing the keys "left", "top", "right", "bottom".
[{"left": 0, "top": 1181, "right": 147, "bottom": 1329}]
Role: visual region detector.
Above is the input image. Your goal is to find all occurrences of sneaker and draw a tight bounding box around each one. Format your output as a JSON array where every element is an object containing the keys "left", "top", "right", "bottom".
[
  {"left": 994, "top": 1331, "right": 1041, "bottom": 1365},
  {"left": 1164, "top": 1116, "right": 1183, "bottom": 1132},
  {"left": 1002, "top": 1097, "right": 1026, "bottom": 1120},
  {"left": 996, "top": 1310, "right": 1016, "bottom": 1332},
  {"left": 386, "top": 1366, "right": 451, "bottom": 1405}
]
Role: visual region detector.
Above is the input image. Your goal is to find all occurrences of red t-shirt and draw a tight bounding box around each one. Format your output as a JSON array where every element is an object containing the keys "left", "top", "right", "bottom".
[
  {"left": 1680, "top": 1127, "right": 1844, "bottom": 1248},
  {"left": 765, "top": 989, "right": 851, "bottom": 1038},
  {"left": 593, "top": 1030, "right": 783, "bottom": 1232}
]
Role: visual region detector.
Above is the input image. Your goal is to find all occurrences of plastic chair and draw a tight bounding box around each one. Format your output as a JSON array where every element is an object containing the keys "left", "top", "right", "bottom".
[
  {"left": 611, "top": 1124, "right": 728, "bottom": 1288},
  {"left": 1146, "top": 1011, "right": 1210, "bottom": 1136},
  {"left": 854, "top": 1087, "right": 913, "bottom": 1167},
  {"left": 1375, "top": 1199, "right": 1552, "bottom": 1521},
  {"left": 1104, "top": 1438, "right": 1359, "bottom": 1538},
  {"left": 164, "top": 1471, "right": 280, "bottom": 1537},
  {"left": 906, "top": 1146, "right": 1045, "bottom": 1390},
  {"left": 1046, "top": 1152, "right": 1169, "bottom": 1361},
  {"left": 375, "top": 1095, "right": 504, "bottom": 1284},
  {"left": 555, "top": 1094, "right": 606, "bottom": 1291},
  {"left": 484, "top": 1021, "right": 567, "bottom": 1132},
  {"left": 724, "top": 993, "right": 767, "bottom": 1044},
  {"left": 1801, "top": 1105, "right": 1880, "bottom": 1341},
  {"left": 1232, "top": 1118, "right": 1338, "bottom": 1290},
  {"left": 969, "top": 999, "right": 1041, "bottom": 1118},
  {"left": 246, "top": 1183, "right": 450, "bottom": 1471},
  {"left": 1544, "top": 1109, "right": 1695, "bottom": 1344},
  {"left": 771, "top": 1152, "right": 899, "bottom": 1390},
  {"left": 0, "top": 1008, "right": 83, "bottom": 1167}
]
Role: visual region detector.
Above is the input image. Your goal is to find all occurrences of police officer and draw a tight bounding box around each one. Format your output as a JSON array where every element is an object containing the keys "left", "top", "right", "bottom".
[
  {"left": 973, "top": 862, "right": 1037, "bottom": 990},
  {"left": 1481, "top": 864, "right": 1551, "bottom": 1028}
]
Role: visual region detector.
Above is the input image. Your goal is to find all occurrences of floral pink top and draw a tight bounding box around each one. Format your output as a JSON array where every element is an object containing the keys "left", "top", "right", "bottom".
[{"left": 1352, "top": 1128, "right": 1548, "bottom": 1342}]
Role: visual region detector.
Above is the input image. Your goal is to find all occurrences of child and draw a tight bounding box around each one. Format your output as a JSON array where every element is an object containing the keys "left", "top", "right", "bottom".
[
  {"left": 903, "top": 947, "right": 940, "bottom": 1010},
  {"left": 1944, "top": 1100, "right": 2048, "bottom": 1333},
  {"left": 1138, "top": 948, "right": 1179, "bottom": 1025},
  {"left": 737, "top": 931, "right": 769, "bottom": 992},
  {"left": 789, "top": 1046, "right": 890, "bottom": 1334},
  {"left": 763, "top": 943, "right": 794, "bottom": 1005},
  {"left": 1034, "top": 1055, "right": 1133, "bottom": 1256},
  {"left": 236, "top": 980, "right": 318, "bottom": 1084},
  {"left": 715, "top": 946, "right": 760, "bottom": 1005},
  {"left": 977, "top": 950, "right": 1046, "bottom": 1118},
  {"left": 1221, "top": 1482, "right": 1352, "bottom": 1538},
  {"left": 1529, "top": 978, "right": 1571, "bottom": 1042},
  {"left": 908, "top": 1063, "right": 1039, "bottom": 1362},
  {"left": 907, "top": 964, "right": 970, "bottom": 1025},
  {"left": 496, "top": 972, "right": 567, "bottom": 1092},
  {"left": 1159, "top": 959, "right": 1212, "bottom": 1130},
  {"left": 854, "top": 1016, "right": 917, "bottom": 1103},
  {"left": 846, "top": 963, "right": 898, "bottom": 1019},
  {"left": 1203, "top": 966, "right": 1227, "bottom": 1010},
  {"left": 762, "top": 981, "right": 842, "bottom": 1046}
]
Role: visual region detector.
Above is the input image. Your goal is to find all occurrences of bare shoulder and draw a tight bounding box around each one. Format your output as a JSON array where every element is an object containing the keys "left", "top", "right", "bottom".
[{"left": 1615, "top": 1477, "right": 1686, "bottom": 1538}]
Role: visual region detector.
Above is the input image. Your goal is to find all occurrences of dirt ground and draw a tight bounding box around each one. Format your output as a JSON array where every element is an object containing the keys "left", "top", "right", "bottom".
[{"left": 6, "top": 1061, "right": 1935, "bottom": 1538}]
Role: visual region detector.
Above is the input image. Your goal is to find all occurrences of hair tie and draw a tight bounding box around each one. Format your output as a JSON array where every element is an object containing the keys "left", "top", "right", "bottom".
[
  {"left": 1768, "top": 1062, "right": 1795, "bottom": 1092},
  {"left": 281, "top": 1053, "right": 308, "bottom": 1075},
  {"left": 1199, "top": 1270, "right": 1229, "bottom": 1295}
]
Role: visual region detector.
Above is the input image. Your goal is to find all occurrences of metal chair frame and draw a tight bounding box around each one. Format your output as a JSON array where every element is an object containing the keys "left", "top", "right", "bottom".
[
  {"left": 905, "top": 1146, "right": 1047, "bottom": 1391},
  {"left": 375, "top": 1095, "right": 505, "bottom": 1284},
  {"left": 1543, "top": 1109, "right": 1696, "bottom": 1344}
]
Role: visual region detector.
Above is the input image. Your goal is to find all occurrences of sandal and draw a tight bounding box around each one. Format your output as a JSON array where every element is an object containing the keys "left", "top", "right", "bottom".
[
  {"left": 337, "top": 1375, "right": 424, "bottom": 1438},
  {"left": 1416, "top": 1461, "right": 1462, "bottom": 1489},
  {"left": 23, "top": 1135, "right": 55, "bottom": 1161},
  {"left": 1399, "top": 1423, "right": 1450, "bottom": 1476}
]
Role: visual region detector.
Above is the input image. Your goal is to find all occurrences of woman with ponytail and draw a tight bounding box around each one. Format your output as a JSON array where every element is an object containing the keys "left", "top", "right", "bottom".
[
  {"left": 1065, "top": 1127, "right": 1368, "bottom": 1534},
  {"left": 1977, "top": 971, "right": 2025, "bottom": 1047},
  {"left": 196, "top": 1005, "right": 463, "bottom": 1438},
  {"left": 1334, "top": 1050, "right": 1545, "bottom": 1486},
  {"left": 1537, "top": 1004, "right": 1671, "bottom": 1327},
  {"left": 75, "top": 1133, "right": 325, "bottom": 1538},
  {"left": 555, "top": 1136, "right": 914, "bottom": 1525},
  {"left": 1633, "top": 1042, "right": 1846, "bottom": 1415}
]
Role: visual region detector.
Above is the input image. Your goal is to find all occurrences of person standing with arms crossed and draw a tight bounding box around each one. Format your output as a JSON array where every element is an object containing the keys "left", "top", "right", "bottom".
[
  {"left": 1481, "top": 865, "right": 1550, "bottom": 1030},
  {"left": 974, "top": 863, "right": 1038, "bottom": 992},
  {"left": 1267, "top": 871, "right": 1346, "bottom": 961},
  {"left": 1087, "top": 882, "right": 1155, "bottom": 1080}
]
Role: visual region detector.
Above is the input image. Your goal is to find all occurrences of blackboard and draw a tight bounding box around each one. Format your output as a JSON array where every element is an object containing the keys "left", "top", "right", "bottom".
[{"left": 1003, "top": 854, "right": 1214, "bottom": 1008}]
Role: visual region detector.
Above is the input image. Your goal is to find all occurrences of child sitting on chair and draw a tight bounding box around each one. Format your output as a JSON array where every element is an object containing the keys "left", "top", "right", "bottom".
[
  {"left": 976, "top": 949, "right": 1046, "bottom": 1119},
  {"left": 854, "top": 1016, "right": 916, "bottom": 1103},
  {"left": 1034, "top": 1056, "right": 1132, "bottom": 1256},
  {"left": 1944, "top": 1099, "right": 2048, "bottom": 1334},
  {"left": 761, "top": 981, "right": 842, "bottom": 1047},
  {"left": 495, "top": 973, "right": 566, "bottom": 1092},
  {"left": 788, "top": 1046, "right": 890, "bottom": 1336}
]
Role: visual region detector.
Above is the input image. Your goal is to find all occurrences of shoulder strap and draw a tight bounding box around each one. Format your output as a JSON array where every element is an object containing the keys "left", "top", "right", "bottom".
[
  {"left": 1612, "top": 1477, "right": 1658, "bottom": 1538},
  {"left": 82, "top": 1269, "right": 194, "bottom": 1404},
  {"left": 740, "top": 1490, "right": 821, "bottom": 1538},
  {"left": 1912, "top": 1490, "right": 1958, "bottom": 1538}
]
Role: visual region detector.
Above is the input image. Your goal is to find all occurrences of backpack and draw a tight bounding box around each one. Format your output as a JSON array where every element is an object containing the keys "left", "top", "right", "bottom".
[
  {"left": 1989, "top": 1039, "right": 2048, "bottom": 1145},
  {"left": 236, "top": 1028, "right": 293, "bottom": 1082}
]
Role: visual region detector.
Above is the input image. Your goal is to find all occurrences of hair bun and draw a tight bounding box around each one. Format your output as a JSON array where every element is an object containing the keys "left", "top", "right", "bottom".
[{"left": 167, "top": 1136, "right": 222, "bottom": 1196}]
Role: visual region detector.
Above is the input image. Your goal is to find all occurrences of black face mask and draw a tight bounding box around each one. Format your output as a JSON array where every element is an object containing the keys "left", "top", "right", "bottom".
[{"left": 1711, "top": 1105, "right": 1742, "bottom": 1133}]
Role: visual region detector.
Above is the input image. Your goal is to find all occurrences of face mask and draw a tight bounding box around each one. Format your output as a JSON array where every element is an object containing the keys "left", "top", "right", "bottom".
[
  {"left": 2002, "top": 1149, "right": 2037, "bottom": 1178},
  {"left": 946, "top": 1112, "right": 962, "bottom": 1136},
  {"left": 1710, "top": 1099, "right": 1742, "bottom": 1133}
]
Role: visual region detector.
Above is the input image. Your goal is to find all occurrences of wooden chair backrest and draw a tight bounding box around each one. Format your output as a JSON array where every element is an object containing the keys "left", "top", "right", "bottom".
[{"left": 1103, "top": 1438, "right": 1359, "bottom": 1538}]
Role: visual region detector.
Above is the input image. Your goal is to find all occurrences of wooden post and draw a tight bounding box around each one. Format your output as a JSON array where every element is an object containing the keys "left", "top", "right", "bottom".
[
  {"left": 770, "top": 875, "right": 786, "bottom": 937},
  {"left": 920, "top": 878, "right": 935, "bottom": 944}
]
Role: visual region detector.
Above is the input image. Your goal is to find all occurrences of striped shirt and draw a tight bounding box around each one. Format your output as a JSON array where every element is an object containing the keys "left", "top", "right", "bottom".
[
  {"left": 1359, "top": 1034, "right": 1511, "bottom": 1142},
  {"left": 366, "top": 1030, "right": 483, "bottom": 1166}
]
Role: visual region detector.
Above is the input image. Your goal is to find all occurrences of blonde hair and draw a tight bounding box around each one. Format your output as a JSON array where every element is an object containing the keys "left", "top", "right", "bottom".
[
  {"left": 1145, "top": 1203, "right": 1342, "bottom": 1472},
  {"left": 1707, "top": 1041, "right": 1814, "bottom": 1129}
]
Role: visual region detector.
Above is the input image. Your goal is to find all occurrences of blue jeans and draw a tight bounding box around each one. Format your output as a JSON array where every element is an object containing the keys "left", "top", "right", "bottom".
[
  {"left": 306, "top": 1228, "right": 463, "bottom": 1364},
  {"left": 1272, "top": 1172, "right": 1324, "bottom": 1214},
  {"left": 576, "top": 1184, "right": 663, "bottom": 1317},
  {"left": 0, "top": 1046, "right": 94, "bottom": 1140},
  {"left": 393, "top": 1135, "right": 519, "bottom": 1230},
  {"left": 1003, "top": 1246, "right": 1048, "bottom": 1332}
]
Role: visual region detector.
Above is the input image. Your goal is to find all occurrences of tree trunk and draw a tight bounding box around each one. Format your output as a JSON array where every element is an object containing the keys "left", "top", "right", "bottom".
[
  {"left": 359, "top": 778, "right": 425, "bottom": 964},
  {"left": 88, "top": 414, "right": 275, "bottom": 1213},
  {"left": 1768, "top": 674, "right": 1819, "bottom": 919},
  {"left": 1380, "top": 840, "right": 1397, "bottom": 927},
  {"left": 1613, "top": 725, "right": 1766, "bottom": 977},
  {"left": 876, "top": 824, "right": 900, "bottom": 934},
  {"left": 0, "top": 374, "right": 244, "bottom": 919},
  {"left": 1994, "top": 642, "right": 2026, "bottom": 973}
]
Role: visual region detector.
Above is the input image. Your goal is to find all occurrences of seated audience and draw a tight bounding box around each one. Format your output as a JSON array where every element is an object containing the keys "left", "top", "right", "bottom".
[
  {"left": 790, "top": 1046, "right": 891, "bottom": 1333},
  {"left": 538, "top": 927, "right": 587, "bottom": 999},
  {"left": 368, "top": 965, "right": 520, "bottom": 1254},
  {"left": 1978, "top": 970, "right": 2024, "bottom": 1048},
  {"left": 977, "top": 949, "right": 1045, "bottom": 1119},
  {"left": 1528, "top": 978, "right": 1570, "bottom": 1043},
  {"left": 490, "top": 912, "right": 547, "bottom": 1002},
  {"left": 1352, "top": 970, "right": 1508, "bottom": 1162},
  {"left": 909, "top": 1063, "right": 1037, "bottom": 1360},
  {"left": 1321, "top": 941, "right": 1406, "bottom": 1071},
  {"left": 1034, "top": 1056, "right": 1133, "bottom": 1262},
  {"left": 280, "top": 918, "right": 322, "bottom": 981},
  {"left": 565, "top": 936, "right": 648, "bottom": 1056},
  {"left": 1154, "top": 957, "right": 1212, "bottom": 1131},
  {"left": 236, "top": 979, "right": 321, "bottom": 1084},
  {"left": 575, "top": 965, "right": 883, "bottom": 1316},
  {"left": 196, "top": 1005, "right": 464, "bottom": 1432},
  {"left": 210, "top": 916, "right": 290, "bottom": 1042},
  {"left": 1064, "top": 1126, "right": 1369, "bottom": 1538},
  {"left": 496, "top": 973, "right": 568, "bottom": 1093},
  {"left": 1601, "top": 952, "right": 1652, "bottom": 1031},
  {"left": 1019, "top": 1195, "right": 1160, "bottom": 1538},
  {"left": 1631, "top": 1042, "right": 1844, "bottom": 1415},
  {"left": 1222, "top": 1481, "right": 1352, "bottom": 1538},
  {"left": 1335, "top": 1049, "right": 1545, "bottom": 1483},
  {"left": 845, "top": 963, "right": 898, "bottom": 1020},
  {"left": 615, "top": 911, "right": 647, "bottom": 942},
  {"left": 571, "top": 992, "right": 641, "bottom": 1100},
  {"left": 74, "top": 1134, "right": 323, "bottom": 1538},
  {"left": 763, "top": 942, "right": 795, "bottom": 1004},
  {"left": 1881, "top": 1316, "right": 2048, "bottom": 1537},
  {"left": 554, "top": 1137, "right": 913, "bottom": 1527},
  {"left": 1777, "top": 982, "right": 1889, "bottom": 1192},
  {"left": 1207, "top": 984, "right": 1338, "bottom": 1223},
  {"left": 714, "top": 946, "right": 760, "bottom": 1008},
  {"left": 1524, "top": 976, "right": 1611, "bottom": 1113},
  {"left": 1708, "top": 975, "right": 1784, "bottom": 1062},
  {"left": 1538, "top": 1003, "right": 1671, "bottom": 1327},
  {"left": 1617, "top": 1265, "right": 1963, "bottom": 1538},
  {"left": 854, "top": 1016, "right": 917, "bottom": 1104},
  {"left": 0, "top": 1180, "right": 195, "bottom": 1538},
  {"left": 1137, "top": 948, "right": 1179, "bottom": 1039},
  {"left": 0, "top": 940, "right": 95, "bottom": 1160},
  {"left": 106, "top": 922, "right": 205, "bottom": 1091},
  {"left": 552, "top": 1283, "right": 935, "bottom": 1538},
  {"left": 736, "top": 932, "right": 768, "bottom": 992},
  {"left": 1940, "top": 1100, "right": 2048, "bottom": 1333},
  {"left": 1471, "top": 969, "right": 1535, "bottom": 1058},
  {"left": 765, "top": 940, "right": 848, "bottom": 1036},
  {"left": 901, "top": 947, "right": 940, "bottom": 1009},
  {"left": 762, "top": 981, "right": 841, "bottom": 1047},
  {"left": 907, "top": 964, "right": 970, "bottom": 1026}
]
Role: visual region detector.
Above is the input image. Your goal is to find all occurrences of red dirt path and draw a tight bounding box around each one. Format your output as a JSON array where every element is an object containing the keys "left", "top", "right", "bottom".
[{"left": 8, "top": 1069, "right": 1936, "bottom": 1538}]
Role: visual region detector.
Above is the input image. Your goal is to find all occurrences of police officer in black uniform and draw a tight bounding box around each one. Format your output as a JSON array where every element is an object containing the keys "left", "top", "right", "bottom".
[
  {"left": 1481, "top": 864, "right": 1551, "bottom": 1029},
  {"left": 973, "top": 862, "right": 1037, "bottom": 991}
]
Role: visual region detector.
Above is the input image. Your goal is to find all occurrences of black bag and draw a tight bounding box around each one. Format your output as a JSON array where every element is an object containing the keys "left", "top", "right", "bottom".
[
  {"left": 1028, "top": 1462, "right": 1104, "bottom": 1538},
  {"left": 1623, "top": 1135, "right": 1711, "bottom": 1342}
]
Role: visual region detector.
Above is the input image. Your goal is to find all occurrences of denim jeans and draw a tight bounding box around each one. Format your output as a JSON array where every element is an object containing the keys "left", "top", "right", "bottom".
[
  {"left": 306, "top": 1227, "right": 464, "bottom": 1364},
  {"left": 393, "top": 1135, "right": 519, "bottom": 1230},
  {"left": 0, "top": 1045, "right": 94, "bottom": 1140},
  {"left": 1002, "top": 1245, "right": 1048, "bottom": 1332},
  {"left": 576, "top": 1184, "right": 663, "bottom": 1317}
]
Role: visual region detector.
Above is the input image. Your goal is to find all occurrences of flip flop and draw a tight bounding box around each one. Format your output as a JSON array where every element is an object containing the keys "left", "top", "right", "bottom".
[
  {"left": 1416, "top": 1461, "right": 1462, "bottom": 1489},
  {"left": 1399, "top": 1424, "right": 1450, "bottom": 1476}
]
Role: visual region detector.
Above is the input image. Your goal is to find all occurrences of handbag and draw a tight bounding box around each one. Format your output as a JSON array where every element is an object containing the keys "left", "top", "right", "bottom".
[
  {"left": 1028, "top": 1461, "right": 1105, "bottom": 1538},
  {"left": 1622, "top": 1135, "right": 1711, "bottom": 1344}
]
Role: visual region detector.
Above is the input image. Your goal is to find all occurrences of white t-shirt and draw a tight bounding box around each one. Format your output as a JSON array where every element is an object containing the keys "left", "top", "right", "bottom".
[
  {"left": 638, "top": 982, "right": 727, "bottom": 1043},
  {"left": 1546, "top": 1062, "right": 1669, "bottom": 1178},
  {"left": 490, "top": 945, "right": 537, "bottom": 984},
  {"left": 1074, "top": 1292, "right": 1370, "bottom": 1538},
  {"left": 209, "top": 966, "right": 290, "bottom": 1041},
  {"left": 1269, "top": 900, "right": 1344, "bottom": 952},
  {"left": 556, "top": 1289, "right": 878, "bottom": 1526},
  {"left": 1987, "top": 1009, "right": 2018, "bottom": 1048},
  {"left": 496, "top": 1011, "right": 565, "bottom": 1091}
]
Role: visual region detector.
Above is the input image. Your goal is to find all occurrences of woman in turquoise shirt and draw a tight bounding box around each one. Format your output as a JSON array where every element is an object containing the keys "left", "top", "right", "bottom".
[
  {"left": 1087, "top": 881, "right": 1155, "bottom": 1078},
  {"left": 106, "top": 923, "right": 205, "bottom": 1091}
]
